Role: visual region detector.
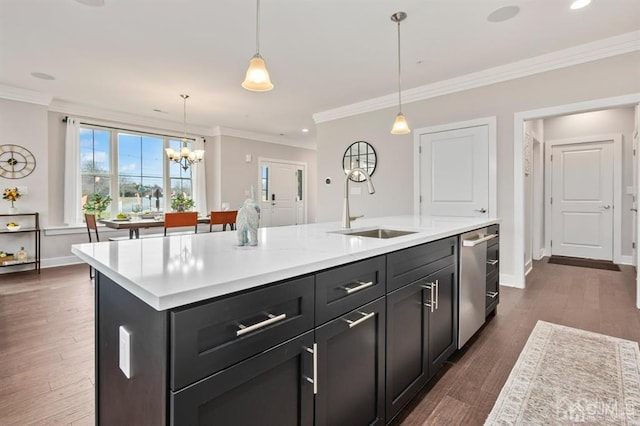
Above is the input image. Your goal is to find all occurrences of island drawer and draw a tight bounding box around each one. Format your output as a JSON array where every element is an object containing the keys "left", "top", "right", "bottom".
[
  {"left": 170, "top": 275, "right": 314, "bottom": 390},
  {"left": 386, "top": 236, "right": 457, "bottom": 292},
  {"left": 315, "top": 256, "right": 385, "bottom": 325}
]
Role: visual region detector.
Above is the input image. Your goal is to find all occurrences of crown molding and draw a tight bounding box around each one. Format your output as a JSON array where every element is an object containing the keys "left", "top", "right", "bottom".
[
  {"left": 0, "top": 84, "right": 53, "bottom": 106},
  {"left": 213, "top": 126, "right": 317, "bottom": 151},
  {"left": 49, "top": 99, "right": 214, "bottom": 136},
  {"left": 313, "top": 30, "right": 640, "bottom": 124}
]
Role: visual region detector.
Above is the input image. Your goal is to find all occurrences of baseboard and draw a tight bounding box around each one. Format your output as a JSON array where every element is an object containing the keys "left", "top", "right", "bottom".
[
  {"left": 499, "top": 273, "right": 525, "bottom": 289},
  {"left": 525, "top": 260, "right": 533, "bottom": 276},
  {"left": 619, "top": 255, "right": 634, "bottom": 266},
  {"left": 41, "top": 255, "right": 84, "bottom": 269}
]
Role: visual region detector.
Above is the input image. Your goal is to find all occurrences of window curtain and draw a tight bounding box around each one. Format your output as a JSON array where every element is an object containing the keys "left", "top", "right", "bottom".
[
  {"left": 63, "top": 117, "right": 82, "bottom": 225},
  {"left": 192, "top": 137, "right": 208, "bottom": 215}
]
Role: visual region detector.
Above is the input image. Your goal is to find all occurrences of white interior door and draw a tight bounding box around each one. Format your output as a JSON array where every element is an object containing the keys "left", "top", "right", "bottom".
[
  {"left": 551, "top": 141, "right": 614, "bottom": 260},
  {"left": 419, "top": 125, "right": 489, "bottom": 217},
  {"left": 258, "top": 160, "right": 305, "bottom": 227}
]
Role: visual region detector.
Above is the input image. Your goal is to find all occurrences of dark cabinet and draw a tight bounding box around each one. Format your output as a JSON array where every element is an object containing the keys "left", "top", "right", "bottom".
[
  {"left": 386, "top": 279, "right": 429, "bottom": 421},
  {"left": 171, "top": 331, "right": 315, "bottom": 426},
  {"left": 485, "top": 224, "right": 500, "bottom": 316},
  {"left": 315, "top": 297, "right": 386, "bottom": 426},
  {"left": 386, "top": 257, "right": 458, "bottom": 422},
  {"left": 427, "top": 263, "right": 457, "bottom": 374}
]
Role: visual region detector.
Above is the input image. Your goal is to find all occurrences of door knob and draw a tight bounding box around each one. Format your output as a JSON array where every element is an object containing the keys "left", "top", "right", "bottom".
[
  {"left": 632, "top": 208, "right": 638, "bottom": 212},
  {"left": 601, "top": 205, "right": 611, "bottom": 210},
  {"left": 475, "top": 208, "right": 487, "bottom": 214}
]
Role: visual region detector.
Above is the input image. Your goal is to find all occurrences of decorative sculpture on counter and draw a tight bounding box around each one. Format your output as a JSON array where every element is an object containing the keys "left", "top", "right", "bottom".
[{"left": 237, "top": 197, "right": 260, "bottom": 246}]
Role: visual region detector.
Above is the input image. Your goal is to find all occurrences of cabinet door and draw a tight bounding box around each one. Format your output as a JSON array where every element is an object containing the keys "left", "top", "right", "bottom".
[
  {"left": 385, "top": 280, "right": 430, "bottom": 422},
  {"left": 315, "top": 297, "right": 385, "bottom": 426},
  {"left": 171, "top": 331, "right": 314, "bottom": 426},
  {"left": 428, "top": 263, "right": 458, "bottom": 377}
]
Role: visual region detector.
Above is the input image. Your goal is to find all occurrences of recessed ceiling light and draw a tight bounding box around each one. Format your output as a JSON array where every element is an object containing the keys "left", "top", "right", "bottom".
[
  {"left": 487, "top": 5, "right": 520, "bottom": 23},
  {"left": 301, "top": 128, "right": 309, "bottom": 133},
  {"left": 31, "top": 72, "right": 55, "bottom": 80},
  {"left": 570, "top": 0, "right": 591, "bottom": 10},
  {"left": 75, "top": 0, "right": 105, "bottom": 6}
]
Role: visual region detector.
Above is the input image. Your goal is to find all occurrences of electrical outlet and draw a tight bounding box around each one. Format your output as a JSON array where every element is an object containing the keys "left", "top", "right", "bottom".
[{"left": 119, "top": 326, "right": 132, "bottom": 379}]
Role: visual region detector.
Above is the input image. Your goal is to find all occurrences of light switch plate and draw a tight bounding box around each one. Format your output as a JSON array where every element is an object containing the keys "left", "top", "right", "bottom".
[{"left": 119, "top": 326, "right": 131, "bottom": 379}]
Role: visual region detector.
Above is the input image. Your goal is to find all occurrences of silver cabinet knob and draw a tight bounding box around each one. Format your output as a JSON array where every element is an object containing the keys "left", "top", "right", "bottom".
[
  {"left": 475, "top": 208, "right": 487, "bottom": 213},
  {"left": 632, "top": 208, "right": 638, "bottom": 212},
  {"left": 601, "top": 205, "right": 611, "bottom": 210}
]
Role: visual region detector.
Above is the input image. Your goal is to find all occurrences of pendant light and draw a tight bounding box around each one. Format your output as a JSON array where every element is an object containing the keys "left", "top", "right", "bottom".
[
  {"left": 242, "top": 0, "right": 274, "bottom": 91},
  {"left": 165, "top": 94, "right": 204, "bottom": 171},
  {"left": 390, "top": 11, "right": 410, "bottom": 135}
]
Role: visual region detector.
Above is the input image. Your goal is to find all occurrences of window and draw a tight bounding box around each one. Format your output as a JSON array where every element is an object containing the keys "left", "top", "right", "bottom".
[
  {"left": 80, "top": 128, "right": 112, "bottom": 207},
  {"left": 261, "top": 165, "right": 269, "bottom": 202},
  {"left": 79, "top": 125, "right": 194, "bottom": 216}
]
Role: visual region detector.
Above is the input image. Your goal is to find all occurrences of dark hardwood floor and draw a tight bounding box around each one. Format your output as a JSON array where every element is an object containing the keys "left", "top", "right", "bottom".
[{"left": 0, "top": 259, "right": 637, "bottom": 425}]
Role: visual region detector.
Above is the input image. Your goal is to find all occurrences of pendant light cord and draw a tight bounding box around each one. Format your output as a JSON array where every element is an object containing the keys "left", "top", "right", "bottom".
[
  {"left": 255, "top": 0, "right": 261, "bottom": 54},
  {"left": 396, "top": 20, "right": 402, "bottom": 114}
]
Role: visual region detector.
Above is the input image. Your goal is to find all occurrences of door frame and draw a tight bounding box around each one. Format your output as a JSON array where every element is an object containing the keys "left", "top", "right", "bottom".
[
  {"left": 544, "top": 134, "right": 622, "bottom": 263},
  {"left": 513, "top": 93, "right": 640, "bottom": 292},
  {"left": 413, "top": 116, "right": 497, "bottom": 217},
  {"left": 257, "top": 157, "right": 308, "bottom": 225}
]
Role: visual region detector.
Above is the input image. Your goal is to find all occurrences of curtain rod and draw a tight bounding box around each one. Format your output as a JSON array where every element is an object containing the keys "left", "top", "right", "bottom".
[{"left": 62, "top": 116, "right": 204, "bottom": 143}]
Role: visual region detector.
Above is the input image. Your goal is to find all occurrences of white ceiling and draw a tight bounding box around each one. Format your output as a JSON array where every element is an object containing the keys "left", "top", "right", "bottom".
[{"left": 1, "top": 0, "right": 639, "bottom": 149}]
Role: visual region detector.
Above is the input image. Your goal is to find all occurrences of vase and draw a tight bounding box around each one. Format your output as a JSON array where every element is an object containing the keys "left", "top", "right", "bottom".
[{"left": 8, "top": 202, "right": 18, "bottom": 214}]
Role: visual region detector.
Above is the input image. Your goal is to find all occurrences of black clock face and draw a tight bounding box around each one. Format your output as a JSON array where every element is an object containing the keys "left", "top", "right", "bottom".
[{"left": 0, "top": 144, "right": 36, "bottom": 179}]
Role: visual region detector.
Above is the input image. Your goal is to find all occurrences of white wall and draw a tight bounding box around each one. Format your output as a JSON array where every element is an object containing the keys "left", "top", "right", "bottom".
[
  {"left": 544, "top": 107, "right": 636, "bottom": 259},
  {"left": 0, "top": 100, "right": 49, "bottom": 271},
  {"left": 315, "top": 52, "right": 640, "bottom": 284}
]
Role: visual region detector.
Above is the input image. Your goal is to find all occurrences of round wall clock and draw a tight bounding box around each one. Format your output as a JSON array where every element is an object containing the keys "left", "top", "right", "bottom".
[
  {"left": 342, "top": 141, "right": 377, "bottom": 182},
  {"left": 0, "top": 144, "right": 37, "bottom": 179}
]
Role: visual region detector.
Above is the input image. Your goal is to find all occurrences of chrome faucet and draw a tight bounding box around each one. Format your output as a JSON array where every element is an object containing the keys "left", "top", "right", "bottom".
[{"left": 342, "top": 168, "right": 376, "bottom": 228}]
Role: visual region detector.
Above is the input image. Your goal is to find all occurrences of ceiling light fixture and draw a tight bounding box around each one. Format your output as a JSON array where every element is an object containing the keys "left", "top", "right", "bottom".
[
  {"left": 242, "top": 0, "right": 274, "bottom": 92},
  {"left": 302, "top": 128, "right": 309, "bottom": 133},
  {"left": 570, "top": 0, "right": 591, "bottom": 9},
  {"left": 165, "top": 95, "right": 204, "bottom": 171},
  {"left": 390, "top": 11, "right": 410, "bottom": 135}
]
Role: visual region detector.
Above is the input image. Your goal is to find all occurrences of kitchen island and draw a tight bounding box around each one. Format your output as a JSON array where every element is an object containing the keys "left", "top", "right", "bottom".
[{"left": 72, "top": 215, "right": 499, "bottom": 425}]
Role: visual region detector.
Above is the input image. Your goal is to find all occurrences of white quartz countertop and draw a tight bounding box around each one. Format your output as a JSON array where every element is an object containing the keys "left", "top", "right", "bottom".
[{"left": 71, "top": 215, "right": 499, "bottom": 310}]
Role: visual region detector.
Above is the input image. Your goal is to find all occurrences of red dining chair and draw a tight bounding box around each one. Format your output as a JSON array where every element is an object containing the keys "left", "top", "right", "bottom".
[
  {"left": 209, "top": 210, "right": 238, "bottom": 232},
  {"left": 164, "top": 212, "right": 198, "bottom": 236}
]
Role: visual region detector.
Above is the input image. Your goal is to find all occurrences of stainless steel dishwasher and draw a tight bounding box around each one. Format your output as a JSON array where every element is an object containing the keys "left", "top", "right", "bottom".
[{"left": 458, "top": 228, "right": 497, "bottom": 348}]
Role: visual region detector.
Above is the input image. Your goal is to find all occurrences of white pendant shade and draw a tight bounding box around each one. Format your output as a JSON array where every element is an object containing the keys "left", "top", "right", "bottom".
[
  {"left": 390, "top": 112, "right": 410, "bottom": 135},
  {"left": 242, "top": 54, "right": 274, "bottom": 91}
]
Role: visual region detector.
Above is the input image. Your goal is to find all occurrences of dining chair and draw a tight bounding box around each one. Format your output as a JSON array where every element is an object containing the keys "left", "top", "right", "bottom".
[
  {"left": 164, "top": 212, "right": 199, "bottom": 236},
  {"left": 85, "top": 213, "right": 99, "bottom": 278},
  {"left": 209, "top": 210, "right": 238, "bottom": 232}
]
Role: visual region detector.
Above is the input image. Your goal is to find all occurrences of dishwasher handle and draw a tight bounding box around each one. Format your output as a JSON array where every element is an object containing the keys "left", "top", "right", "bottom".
[{"left": 462, "top": 233, "right": 497, "bottom": 247}]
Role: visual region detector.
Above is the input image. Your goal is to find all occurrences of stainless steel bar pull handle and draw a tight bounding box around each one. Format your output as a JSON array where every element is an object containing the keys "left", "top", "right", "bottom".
[
  {"left": 601, "top": 205, "right": 611, "bottom": 209},
  {"left": 434, "top": 279, "right": 439, "bottom": 310},
  {"left": 487, "top": 259, "right": 499, "bottom": 266},
  {"left": 236, "top": 312, "right": 287, "bottom": 336},
  {"left": 631, "top": 208, "right": 637, "bottom": 212},
  {"left": 421, "top": 283, "right": 435, "bottom": 312},
  {"left": 343, "top": 311, "right": 375, "bottom": 328},
  {"left": 487, "top": 291, "right": 499, "bottom": 299},
  {"left": 342, "top": 280, "right": 373, "bottom": 294},
  {"left": 303, "top": 344, "right": 318, "bottom": 394},
  {"left": 475, "top": 208, "right": 487, "bottom": 213}
]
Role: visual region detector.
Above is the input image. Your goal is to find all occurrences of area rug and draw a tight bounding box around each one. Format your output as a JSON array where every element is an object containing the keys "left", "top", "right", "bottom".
[
  {"left": 548, "top": 255, "right": 620, "bottom": 271},
  {"left": 485, "top": 321, "right": 640, "bottom": 425}
]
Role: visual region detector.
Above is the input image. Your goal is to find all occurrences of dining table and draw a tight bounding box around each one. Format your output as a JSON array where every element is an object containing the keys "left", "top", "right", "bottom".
[{"left": 100, "top": 216, "right": 211, "bottom": 239}]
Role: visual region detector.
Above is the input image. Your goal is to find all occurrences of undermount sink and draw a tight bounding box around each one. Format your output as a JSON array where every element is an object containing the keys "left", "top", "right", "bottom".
[{"left": 334, "top": 228, "right": 418, "bottom": 239}]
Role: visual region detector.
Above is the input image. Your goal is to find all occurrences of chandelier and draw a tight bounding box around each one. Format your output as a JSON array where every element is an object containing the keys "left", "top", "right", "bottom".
[{"left": 165, "top": 94, "right": 204, "bottom": 171}]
